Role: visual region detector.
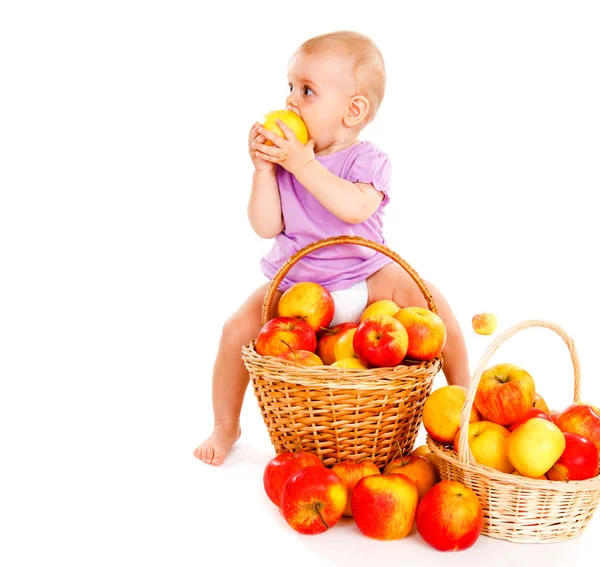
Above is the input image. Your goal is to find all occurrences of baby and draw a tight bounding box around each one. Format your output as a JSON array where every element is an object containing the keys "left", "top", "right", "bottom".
[{"left": 194, "top": 30, "right": 470, "bottom": 466}]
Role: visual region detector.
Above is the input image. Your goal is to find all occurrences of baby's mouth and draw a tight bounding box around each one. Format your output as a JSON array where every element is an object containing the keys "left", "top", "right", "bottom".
[{"left": 286, "top": 106, "right": 301, "bottom": 117}]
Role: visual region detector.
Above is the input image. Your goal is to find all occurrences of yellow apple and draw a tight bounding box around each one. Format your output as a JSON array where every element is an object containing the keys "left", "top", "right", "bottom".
[
  {"left": 330, "top": 358, "right": 367, "bottom": 369},
  {"left": 454, "top": 421, "right": 513, "bottom": 473},
  {"left": 512, "top": 471, "right": 548, "bottom": 480},
  {"left": 359, "top": 299, "right": 400, "bottom": 323},
  {"left": 506, "top": 418, "right": 566, "bottom": 478},
  {"left": 423, "top": 385, "right": 481, "bottom": 445},
  {"left": 262, "top": 110, "right": 308, "bottom": 145},
  {"left": 412, "top": 445, "right": 440, "bottom": 480},
  {"left": 384, "top": 455, "right": 437, "bottom": 500},
  {"left": 471, "top": 312, "right": 498, "bottom": 335},
  {"left": 333, "top": 327, "right": 358, "bottom": 361},
  {"left": 532, "top": 392, "right": 550, "bottom": 414}
]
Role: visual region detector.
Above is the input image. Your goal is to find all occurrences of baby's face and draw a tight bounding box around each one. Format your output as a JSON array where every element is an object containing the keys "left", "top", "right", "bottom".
[{"left": 286, "top": 52, "right": 356, "bottom": 151}]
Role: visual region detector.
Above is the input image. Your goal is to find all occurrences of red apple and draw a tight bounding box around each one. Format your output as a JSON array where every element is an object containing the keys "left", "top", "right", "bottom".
[
  {"left": 557, "top": 403, "right": 600, "bottom": 455},
  {"left": 263, "top": 451, "right": 323, "bottom": 507},
  {"left": 507, "top": 408, "right": 552, "bottom": 432},
  {"left": 255, "top": 316, "right": 316, "bottom": 357},
  {"left": 316, "top": 322, "right": 358, "bottom": 365},
  {"left": 353, "top": 314, "right": 409, "bottom": 368},
  {"left": 280, "top": 466, "right": 347, "bottom": 534},
  {"left": 547, "top": 432, "right": 599, "bottom": 481},
  {"left": 331, "top": 459, "right": 381, "bottom": 516},
  {"left": 351, "top": 473, "right": 419, "bottom": 540},
  {"left": 474, "top": 363, "right": 536, "bottom": 426},
  {"left": 550, "top": 410, "right": 562, "bottom": 426},
  {"left": 384, "top": 454, "right": 437, "bottom": 500},
  {"left": 277, "top": 282, "right": 334, "bottom": 332},
  {"left": 393, "top": 306, "right": 446, "bottom": 361},
  {"left": 276, "top": 342, "right": 323, "bottom": 366},
  {"left": 416, "top": 479, "right": 484, "bottom": 551}
]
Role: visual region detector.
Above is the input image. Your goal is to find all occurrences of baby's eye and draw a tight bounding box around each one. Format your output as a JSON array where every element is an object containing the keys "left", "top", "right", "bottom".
[
  {"left": 288, "top": 83, "right": 293, "bottom": 92},
  {"left": 303, "top": 86, "right": 314, "bottom": 96}
]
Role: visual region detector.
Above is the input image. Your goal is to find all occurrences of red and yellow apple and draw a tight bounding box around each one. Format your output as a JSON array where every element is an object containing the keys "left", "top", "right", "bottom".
[
  {"left": 353, "top": 314, "right": 408, "bottom": 368},
  {"left": 277, "top": 282, "right": 334, "bottom": 332},
  {"left": 359, "top": 299, "right": 399, "bottom": 322},
  {"left": 423, "top": 385, "right": 481, "bottom": 445},
  {"left": 507, "top": 407, "right": 552, "bottom": 432},
  {"left": 263, "top": 451, "right": 323, "bottom": 507},
  {"left": 416, "top": 480, "right": 484, "bottom": 551},
  {"left": 550, "top": 410, "right": 562, "bottom": 426},
  {"left": 453, "top": 421, "right": 513, "bottom": 473},
  {"left": 546, "top": 432, "right": 599, "bottom": 481},
  {"left": 351, "top": 473, "right": 419, "bottom": 540},
  {"left": 384, "top": 454, "right": 437, "bottom": 500},
  {"left": 331, "top": 459, "right": 381, "bottom": 516},
  {"left": 474, "top": 363, "right": 536, "bottom": 426},
  {"left": 255, "top": 316, "right": 317, "bottom": 357},
  {"left": 506, "top": 418, "right": 566, "bottom": 478},
  {"left": 333, "top": 327, "right": 358, "bottom": 361},
  {"left": 533, "top": 392, "right": 550, "bottom": 414},
  {"left": 316, "top": 322, "right": 357, "bottom": 365},
  {"left": 557, "top": 403, "right": 600, "bottom": 455},
  {"left": 393, "top": 306, "right": 446, "bottom": 361},
  {"left": 280, "top": 466, "right": 346, "bottom": 534},
  {"left": 412, "top": 445, "right": 441, "bottom": 481},
  {"left": 471, "top": 312, "right": 498, "bottom": 335},
  {"left": 276, "top": 344, "right": 323, "bottom": 366}
]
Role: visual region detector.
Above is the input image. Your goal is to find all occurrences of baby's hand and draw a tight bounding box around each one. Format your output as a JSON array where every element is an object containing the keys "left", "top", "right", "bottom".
[
  {"left": 252, "top": 120, "right": 316, "bottom": 176},
  {"left": 248, "top": 122, "right": 275, "bottom": 172}
]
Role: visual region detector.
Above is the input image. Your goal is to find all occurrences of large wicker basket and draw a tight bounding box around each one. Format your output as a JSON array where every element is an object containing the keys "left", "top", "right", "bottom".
[
  {"left": 242, "top": 235, "right": 443, "bottom": 468},
  {"left": 427, "top": 320, "right": 600, "bottom": 543}
]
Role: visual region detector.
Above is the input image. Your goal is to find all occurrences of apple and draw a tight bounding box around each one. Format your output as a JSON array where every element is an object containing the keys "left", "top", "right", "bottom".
[
  {"left": 351, "top": 473, "right": 419, "bottom": 540},
  {"left": 262, "top": 109, "right": 308, "bottom": 145},
  {"left": 507, "top": 408, "right": 552, "bottom": 432},
  {"left": 255, "top": 316, "right": 316, "bottom": 357},
  {"left": 412, "top": 444, "right": 441, "bottom": 481},
  {"left": 330, "top": 357, "right": 367, "bottom": 369},
  {"left": 453, "top": 421, "right": 513, "bottom": 473},
  {"left": 316, "top": 322, "right": 357, "bottom": 365},
  {"left": 393, "top": 306, "right": 446, "bottom": 361},
  {"left": 550, "top": 410, "right": 562, "bottom": 426},
  {"left": 277, "top": 282, "right": 334, "bottom": 332},
  {"left": 423, "top": 385, "right": 481, "bottom": 445},
  {"left": 557, "top": 403, "right": 600, "bottom": 455},
  {"left": 546, "top": 432, "right": 599, "bottom": 481},
  {"left": 471, "top": 312, "right": 498, "bottom": 335},
  {"left": 474, "top": 363, "right": 536, "bottom": 426},
  {"left": 263, "top": 451, "right": 323, "bottom": 507},
  {"left": 359, "top": 299, "right": 400, "bottom": 322},
  {"left": 384, "top": 454, "right": 437, "bottom": 500},
  {"left": 331, "top": 459, "right": 381, "bottom": 516},
  {"left": 276, "top": 346, "right": 323, "bottom": 367},
  {"left": 533, "top": 392, "right": 550, "bottom": 414},
  {"left": 353, "top": 314, "right": 408, "bottom": 368},
  {"left": 506, "top": 418, "right": 566, "bottom": 478},
  {"left": 416, "top": 480, "right": 484, "bottom": 551},
  {"left": 280, "top": 466, "right": 346, "bottom": 534},
  {"left": 512, "top": 470, "right": 548, "bottom": 480},
  {"left": 333, "top": 327, "right": 358, "bottom": 361}
]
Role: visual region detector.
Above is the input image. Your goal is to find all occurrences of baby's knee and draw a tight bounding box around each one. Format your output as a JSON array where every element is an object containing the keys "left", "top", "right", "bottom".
[{"left": 221, "top": 311, "right": 261, "bottom": 345}]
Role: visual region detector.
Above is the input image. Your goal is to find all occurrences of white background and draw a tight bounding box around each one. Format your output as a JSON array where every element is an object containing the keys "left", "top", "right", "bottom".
[{"left": 1, "top": 1, "right": 599, "bottom": 565}]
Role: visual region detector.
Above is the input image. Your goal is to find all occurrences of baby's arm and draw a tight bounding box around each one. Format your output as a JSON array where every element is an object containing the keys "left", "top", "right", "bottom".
[{"left": 247, "top": 168, "right": 284, "bottom": 238}]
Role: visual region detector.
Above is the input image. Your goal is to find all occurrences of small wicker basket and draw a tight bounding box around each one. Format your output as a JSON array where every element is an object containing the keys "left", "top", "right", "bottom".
[
  {"left": 242, "top": 235, "right": 443, "bottom": 468},
  {"left": 427, "top": 319, "right": 600, "bottom": 543}
]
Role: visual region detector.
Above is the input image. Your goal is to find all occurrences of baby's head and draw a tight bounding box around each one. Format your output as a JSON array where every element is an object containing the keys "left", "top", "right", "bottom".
[{"left": 286, "top": 31, "right": 386, "bottom": 152}]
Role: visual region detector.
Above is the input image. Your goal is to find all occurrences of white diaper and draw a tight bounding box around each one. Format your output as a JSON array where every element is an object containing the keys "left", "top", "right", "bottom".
[{"left": 329, "top": 280, "right": 369, "bottom": 327}]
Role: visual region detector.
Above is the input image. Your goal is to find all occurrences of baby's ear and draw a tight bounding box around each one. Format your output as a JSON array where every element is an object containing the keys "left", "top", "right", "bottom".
[{"left": 344, "top": 95, "right": 370, "bottom": 128}]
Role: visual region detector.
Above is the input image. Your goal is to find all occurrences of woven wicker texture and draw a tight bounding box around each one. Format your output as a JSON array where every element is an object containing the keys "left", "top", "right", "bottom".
[
  {"left": 242, "top": 236, "right": 443, "bottom": 468},
  {"left": 427, "top": 320, "right": 600, "bottom": 542}
]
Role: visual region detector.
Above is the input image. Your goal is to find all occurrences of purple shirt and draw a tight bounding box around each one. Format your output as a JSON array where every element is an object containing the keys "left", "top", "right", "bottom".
[{"left": 260, "top": 140, "right": 393, "bottom": 292}]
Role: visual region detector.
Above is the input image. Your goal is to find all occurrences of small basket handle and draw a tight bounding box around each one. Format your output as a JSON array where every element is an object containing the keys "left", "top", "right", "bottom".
[
  {"left": 458, "top": 320, "right": 582, "bottom": 465},
  {"left": 261, "top": 235, "right": 437, "bottom": 325}
]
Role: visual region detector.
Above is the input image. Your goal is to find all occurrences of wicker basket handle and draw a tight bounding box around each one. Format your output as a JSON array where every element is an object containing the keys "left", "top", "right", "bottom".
[
  {"left": 261, "top": 235, "right": 437, "bottom": 325},
  {"left": 457, "top": 320, "right": 582, "bottom": 465}
]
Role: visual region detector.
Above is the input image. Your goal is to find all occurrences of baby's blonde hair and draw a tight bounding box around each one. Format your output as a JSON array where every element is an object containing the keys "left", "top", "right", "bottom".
[{"left": 295, "top": 30, "right": 386, "bottom": 125}]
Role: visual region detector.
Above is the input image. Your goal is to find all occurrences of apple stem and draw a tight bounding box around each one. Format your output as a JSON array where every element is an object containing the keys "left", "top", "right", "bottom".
[
  {"left": 319, "top": 327, "right": 335, "bottom": 335},
  {"left": 551, "top": 464, "right": 569, "bottom": 482},
  {"left": 292, "top": 438, "right": 302, "bottom": 456},
  {"left": 315, "top": 503, "right": 330, "bottom": 530},
  {"left": 280, "top": 340, "right": 296, "bottom": 358}
]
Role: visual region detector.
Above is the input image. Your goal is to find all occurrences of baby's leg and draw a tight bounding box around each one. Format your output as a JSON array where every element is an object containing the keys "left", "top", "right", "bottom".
[
  {"left": 366, "top": 263, "right": 470, "bottom": 388},
  {"left": 194, "top": 282, "right": 282, "bottom": 465}
]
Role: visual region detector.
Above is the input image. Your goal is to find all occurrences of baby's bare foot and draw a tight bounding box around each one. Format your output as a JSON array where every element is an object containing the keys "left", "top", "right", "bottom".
[{"left": 193, "top": 425, "right": 241, "bottom": 466}]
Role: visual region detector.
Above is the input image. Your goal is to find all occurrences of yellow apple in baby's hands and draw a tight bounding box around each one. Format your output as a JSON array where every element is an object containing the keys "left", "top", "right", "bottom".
[
  {"left": 261, "top": 110, "right": 308, "bottom": 145},
  {"left": 472, "top": 312, "right": 498, "bottom": 335}
]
